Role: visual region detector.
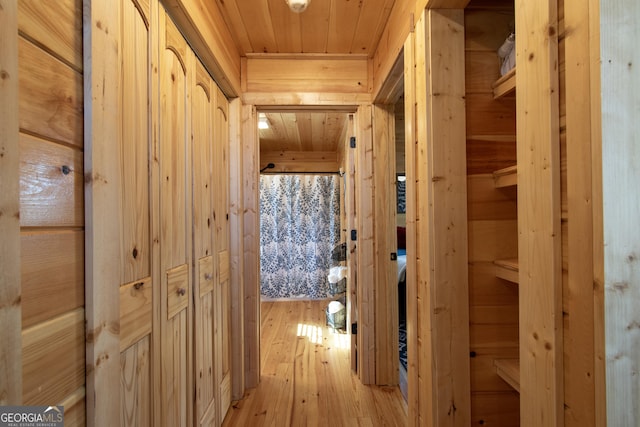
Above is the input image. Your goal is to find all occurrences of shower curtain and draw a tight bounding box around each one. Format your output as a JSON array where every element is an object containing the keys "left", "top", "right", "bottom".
[{"left": 260, "top": 174, "right": 341, "bottom": 299}]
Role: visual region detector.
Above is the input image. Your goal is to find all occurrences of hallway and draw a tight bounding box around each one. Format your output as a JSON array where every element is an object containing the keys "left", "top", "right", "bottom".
[{"left": 222, "top": 300, "right": 407, "bottom": 426}]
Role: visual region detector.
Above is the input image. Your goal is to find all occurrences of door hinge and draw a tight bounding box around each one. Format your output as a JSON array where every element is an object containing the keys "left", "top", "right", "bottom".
[
  {"left": 351, "top": 322, "right": 358, "bottom": 335},
  {"left": 350, "top": 136, "right": 356, "bottom": 148},
  {"left": 350, "top": 229, "right": 357, "bottom": 241}
]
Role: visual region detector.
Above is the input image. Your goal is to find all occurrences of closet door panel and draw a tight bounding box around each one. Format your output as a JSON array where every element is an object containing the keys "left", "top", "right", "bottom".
[
  {"left": 159, "top": 9, "right": 192, "bottom": 427},
  {"left": 192, "top": 58, "right": 217, "bottom": 426},
  {"left": 214, "top": 87, "right": 232, "bottom": 420},
  {"left": 117, "top": 0, "right": 153, "bottom": 425}
]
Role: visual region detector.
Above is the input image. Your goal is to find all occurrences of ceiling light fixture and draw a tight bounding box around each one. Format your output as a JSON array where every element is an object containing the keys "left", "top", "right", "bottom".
[{"left": 286, "top": 0, "right": 310, "bottom": 13}]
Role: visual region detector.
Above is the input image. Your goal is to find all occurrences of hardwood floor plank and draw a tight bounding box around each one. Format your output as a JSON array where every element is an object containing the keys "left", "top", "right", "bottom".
[{"left": 223, "top": 300, "right": 407, "bottom": 426}]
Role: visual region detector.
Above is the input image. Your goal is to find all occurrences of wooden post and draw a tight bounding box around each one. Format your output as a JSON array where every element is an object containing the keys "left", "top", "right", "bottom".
[
  {"left": 83, "top": 0, "right": 121, "bottom": 424},
  {"left": 229, "top": 97, "right": 246, "bottom": 400},
  {"left": 515, "top": 0, "right": 563, "bottom": 425},
  {"left": 414, "top": 9, "right": 471, "bottom": 426},
  {"left": 564, "top": 0, "right": 596, "bottom": 425},
  {"left": 404, "top": 30, "right": 419, "bottom": 427},
  {"left": 356, "top": 104, "right": 376, "bottom": 385},
  {"left": 598, "top": 0, "right": 640, "bottom": 424},
  {"left": 0, "top": 0, "right": 22, "bottom": 406},
  {"left": 242, "top": 104, "right": 261, "bottom": 388}
]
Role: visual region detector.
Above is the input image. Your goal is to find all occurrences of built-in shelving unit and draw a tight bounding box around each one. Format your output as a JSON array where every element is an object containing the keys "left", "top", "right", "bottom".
[
  {"left": 492, "top": 67, "right": 516, "bottom": 99},
  {"left": 494, "top": 358, "right": 520, "bottom": 393},
  {"left": 492, "top": 165, "right": 517, "bottom": 188},
  {"left": 492, "top": 60, "right": 520, "bottom": 397},
  {"left": 494, "top": 258, "right": 519, "bottom": 283}
]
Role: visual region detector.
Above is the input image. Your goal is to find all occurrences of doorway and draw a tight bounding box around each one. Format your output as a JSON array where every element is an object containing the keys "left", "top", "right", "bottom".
[{"left": 256, "top": 109, "right": 355, "bottom": 373}]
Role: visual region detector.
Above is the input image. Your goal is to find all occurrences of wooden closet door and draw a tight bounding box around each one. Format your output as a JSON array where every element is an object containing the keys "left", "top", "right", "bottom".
[
  {"left": 192, "top": 58, "right": 217, "bottom": 426},
  {"left": 118, "top": 0, "right": 153, "bottom": 425},
  {"left": 159, "top": 9, "right": 193, "bottom": 427},
  {"left": 213, "top": 86, "right": 232, "bottom": 421}
]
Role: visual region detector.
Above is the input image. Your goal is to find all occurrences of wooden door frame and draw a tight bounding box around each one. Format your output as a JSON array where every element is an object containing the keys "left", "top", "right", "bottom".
[
  {"left": 0, "top": 0, "right": 22, "bottom": 406},
  {"left": 239, "top": 97, "right": 393, "bottom": 387}
]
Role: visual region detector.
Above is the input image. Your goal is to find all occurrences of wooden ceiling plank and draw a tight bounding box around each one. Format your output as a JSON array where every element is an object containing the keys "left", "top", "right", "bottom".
[
  {"left": 297, "top": 112, "right": 314, "bottom": 151},
  {"left": 327, "top": 0, "right": 361, "bottom": 54},
  {"left": 269, "top": 0, "right": 302, "bottom": 53},
  {"left": 214, "top": 0, "right": 253, "bottom": 55},
  {"left": 282, "top": 112, "right": 302, "bottom": 151},
  {"left": 235, "top": 0, "right": 278, "bottom": 53},
  {"left": 299, "top": 0, "right": 330, "bottom": 52},
  {"left": 351, "top": 0, "right": 395, "bottom": 55}
]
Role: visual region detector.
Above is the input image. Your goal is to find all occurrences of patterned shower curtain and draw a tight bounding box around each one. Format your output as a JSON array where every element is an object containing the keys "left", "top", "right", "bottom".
[{"left": 260, "top": 174, "right": 341, "bottom": 299}]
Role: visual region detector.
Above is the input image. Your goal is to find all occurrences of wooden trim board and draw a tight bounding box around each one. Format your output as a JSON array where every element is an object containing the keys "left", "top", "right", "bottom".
[{"left": 0, "top": 0, "right": 22, "bottom": 405}]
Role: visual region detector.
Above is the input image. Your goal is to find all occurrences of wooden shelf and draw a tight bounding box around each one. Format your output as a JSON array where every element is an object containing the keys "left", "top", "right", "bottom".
[
  {"left": 494, "top": 258, "right": 519, "bottom": 283},
  {"left": 494, "top": 358, "right": 520, "bottom": 392},
  {"left": 492, "top": 67, "right": 516, "bottom": 99},
  {"left": 492, "top": 165, "right": 517, "bottom": 188}
]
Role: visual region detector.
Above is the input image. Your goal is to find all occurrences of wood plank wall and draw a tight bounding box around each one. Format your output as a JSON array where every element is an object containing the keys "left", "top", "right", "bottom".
[
  {"left": 464, "top": 2, "right": 519, "bottom": 425},
  {"left": 0, "top": 0, "right": 22, "bottom": 406},
  {"left": 598, "top": 0, "right": 640, "bottom": 425},
  {"left": 18, "top": 1, "right": 86, "bottom": 424}
]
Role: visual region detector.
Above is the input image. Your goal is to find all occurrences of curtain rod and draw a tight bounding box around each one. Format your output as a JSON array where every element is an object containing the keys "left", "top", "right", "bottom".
[{"left": 260, "top": 171, "right": 342, "bottom": 176}]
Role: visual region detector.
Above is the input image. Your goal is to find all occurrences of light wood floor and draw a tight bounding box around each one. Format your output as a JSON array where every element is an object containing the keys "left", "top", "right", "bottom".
[{"left": 222, "top": 300, "right": 407, "bottom": 426}]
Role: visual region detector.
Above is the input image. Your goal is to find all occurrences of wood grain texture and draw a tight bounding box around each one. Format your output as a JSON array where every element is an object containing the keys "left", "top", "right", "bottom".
[
  {"left": 515, "top": 0, "right": 563, "bottom": 425},
  {"left": 413, "top": 13, "right": 434, "bottom": 424},
  {"left": 191, "top": 57, "right": 216, "bottom": 426},
  {"left": 18, "top": 0, "right": 83, "bottom": 71},
  {"left": 259, "top": 111, "right": 350, "bottom": 157},
  {"left": 260, "top": 150, "right": 340, "bottom": 173},
  {"left": 245, "top": 56, "right": 369, "bottom": 93},
  {"left": 18, "top": 37, "right": 83, "bottom": 147},
  {"left": 216, "top": 0, "right": 394, "bottom": 57},
  {"left": 373, "top": 103, "right": 399, "bottom": 386},
  {"left": 60, "top": 387, "right": 86, "bottom": 427},
  {"left": 214, "top": 86, "right": 230, "bottom": 255},
  {"left": 21, "top": 230, "right": 84, "bottom": 328},
  {"left": 371, "top": 0, "right": 430, "bottom": 99},
  {"left": 228, "top": 98, "right": 245, "bottom": 401},
  {"left": 403, "top": 32, "right": 420, "bottom": 427},
  {"left": 0, "top": 0, "right": 22, "bottom": 405},
  {"left": 562, "top": 0, "right": 597, "bottom": 425},
  {"left": 599, "top": 0, "right": 640, "bottom": 425},
  {"left": 163, "top": 0, "right": 241, "bottom": 96},
  {"left": 587, "top": 0, "right": 605, "bottom": 424},
  {"left": 341, "top": 115, "right": 358, "bottom": 373},
  {"left": 19, "top": 133, "right": 83, "bottom": 228},
  {"left": 222, "top": 300, "right": 407, "bottom": 426},
  {"left": 241, "top": 104, "right": 261, "bottom": 389},
  {"left": 423, "top": 10, "right": 470, "bottom": 425},
  {"left": 158, "top": 26, "right": 193, "bottom": 427},
  {"left": 22, "top": 309, "right": 85, "bottom": 405},
  {"left": 167, "top": 264, "right": 189, "bottom": 320},
  {"left": 84, "top": 0, "right": 121, "bottom": 424},
  {"left": 195, "top": 292, "right": 216, "bottom": 425},
  {"left": 120, "top": 336, "right": 151, "bottom": 427},
  {"left": 119, "top": 277, "right": 152, "bottom": 352},
  {"left": 356, "top": 103, "right": 375, "bottom": 385},
  {"left": 214, "top": 85, "right": 233, "bottom": 424},
  {"left": 119, "top": 0, "right": 152, "bottom": 285}
]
